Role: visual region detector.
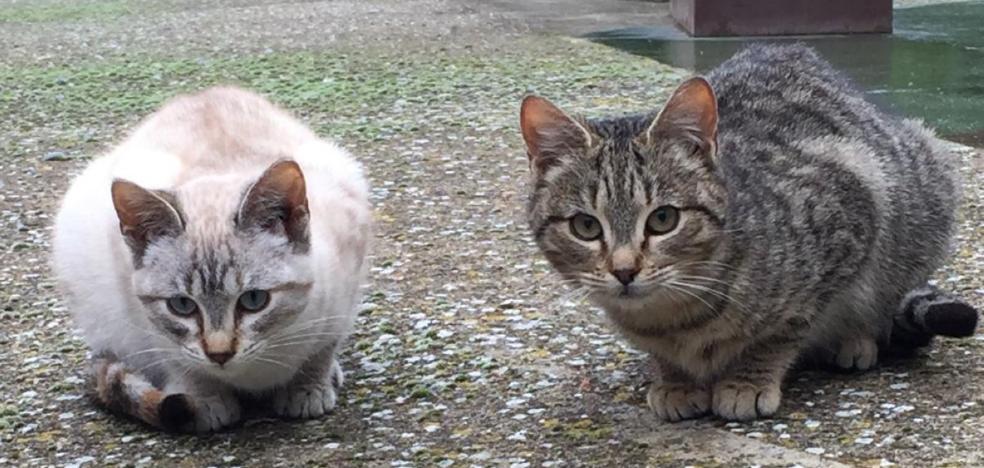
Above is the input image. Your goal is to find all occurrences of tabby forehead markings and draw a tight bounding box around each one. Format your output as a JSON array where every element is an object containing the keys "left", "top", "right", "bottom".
[{"left": 521, "top": 43, "right": 978, "bottom": 422}]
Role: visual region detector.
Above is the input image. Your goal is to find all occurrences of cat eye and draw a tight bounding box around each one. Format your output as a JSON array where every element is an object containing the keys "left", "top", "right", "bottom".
[
  {"left": 570, "top": 213, "right": 603, "bottom": 241},
  {"left": 237, "top": 290, "right": 271, "bottom": 312},
  {"left": 166, "top": 296, "right": 198, "bottom": 317},
  {"left": 646, "top": 206, "right": 680, "bottom": 235}
]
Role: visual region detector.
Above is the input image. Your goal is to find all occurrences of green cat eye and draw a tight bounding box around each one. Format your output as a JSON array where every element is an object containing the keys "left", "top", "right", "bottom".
[
  {"left": 570, "top": 213, "right": 603, "bottom": 241},
  {"left": 166, "top": 296, "right": 198, "bottom": 317},
  {"left": 646, "top": 206, "right": 680, "bottom": 235},
  {"left": 238, "top": 290, "right": 271, "bottom": 312}
]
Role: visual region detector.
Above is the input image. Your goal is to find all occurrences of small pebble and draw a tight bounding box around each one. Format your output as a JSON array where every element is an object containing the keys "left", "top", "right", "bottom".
[{"left": 42, "top": 150, "right": 70, "bottom": 161}]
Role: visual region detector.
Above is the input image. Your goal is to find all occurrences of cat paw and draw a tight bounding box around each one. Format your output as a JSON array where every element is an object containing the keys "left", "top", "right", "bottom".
[
  {"left": 647, "top": 383, "right": 710, "bottom": 422},
  {"left": 272, "top": 384, "right": 337, "bottom": 419},
  {"left": 328, "top": 358, "right": 344, "bottom": 389},
  {"left": 834, "top": 337, "right": 878, "bottom": 371},
  {"left": 273, "top": 361, "right": 343, "bottom": 419},
  {"left": 712, "top": 380, "right": 781, "bottom": 421},
  {"left": 161, "top": 392, "right": 241, "bottom": 432}
]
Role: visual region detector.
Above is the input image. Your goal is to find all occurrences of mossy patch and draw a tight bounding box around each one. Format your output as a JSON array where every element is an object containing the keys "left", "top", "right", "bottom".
[
  {"left": 0, "top": 0, "right": 134, "bottom": 23},
  {"left": 0, "top": 38, "right": 680, "bottom": 158}
]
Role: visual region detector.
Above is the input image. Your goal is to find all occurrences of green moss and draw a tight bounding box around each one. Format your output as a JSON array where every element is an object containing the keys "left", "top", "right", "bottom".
[
  {"left": 0, "top": 1, "right": 134, "bottom": 23},
  {"left": 410, "top": 385, "right": 432, "bottom": 399},
  {"left": 0, "top": 38, "right": 674, "bottom": 158},
  {"left": 543, "top": 417, "right": 615, "bottom": 442}
]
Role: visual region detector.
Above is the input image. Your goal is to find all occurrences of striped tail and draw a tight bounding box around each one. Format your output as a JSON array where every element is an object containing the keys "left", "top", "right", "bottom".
[
  {"left": 892, "top": 284, "right": 979, "bottom": 348},
  {"left": 91, "top": 355, "right": 194, "bottom": 431}
]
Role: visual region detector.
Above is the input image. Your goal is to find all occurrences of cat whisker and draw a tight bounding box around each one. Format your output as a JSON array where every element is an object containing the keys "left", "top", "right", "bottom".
[
  {"left": 677, "top": 275, "right": 744, "bottom": 307},
  {"left": 273, "top": 317, "right": 345, "bottom": 336},
  {"left": 675, "top": 274, "right": 740, "bottom": 289},
  {"left": 512, "top": 273, "right": 569, "bottom": 294},
  {"left": 134, "top": 356, "right": 185, "bottom": 374},
  {"left": 255, "top": 351, "right": 321, "bottom": 381},
  {"left": 678, "top": 260, "right": 740, "bottom": 272},
  {"left": 262, "top": 339, "right": 341, "bottom": 351},
  {"left": 541, "top": 285, "right": 593, "bottom": 312},
  {"left": 251, "top": 356, "right": 298, "bottom": 373},
  {"left": 118, "top": 347, "right": 175, "bottom": 361},
  {"left": 662, "top": 282, "right": 720, "bottom": 315},
  {"left": 260, "top": 340, "right": 335, "bottom": 351},
  {"left": 666, "top": 279, "right": 751, "bottom": 317},
  {"left": 266, "top": 331, "right": 349, "bottom": 344},
  {"left": 264, "top": 315, "right": 348, "bottom": 341}
]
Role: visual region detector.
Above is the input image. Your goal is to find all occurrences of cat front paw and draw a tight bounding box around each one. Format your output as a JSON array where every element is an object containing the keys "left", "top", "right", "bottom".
[
  {"left": 711, "top": 379, "right": 781, "bottom": 421},
  {"left": 647, "top": 382, "right": 710, "bottom": 422},
  {"left": 160, "top": 392, "right": 242, "bottom": 433},
  {"left": 272, "top": 360, "right": 343, "bottom": 419}
]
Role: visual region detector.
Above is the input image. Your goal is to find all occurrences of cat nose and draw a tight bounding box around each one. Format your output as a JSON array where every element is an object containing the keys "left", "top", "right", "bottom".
[
  {"left": 611, "top": 268, "right": 640, "bottom": 285},
  {"left": 206, "top": 351, "right": 235, "bottom": 366}
]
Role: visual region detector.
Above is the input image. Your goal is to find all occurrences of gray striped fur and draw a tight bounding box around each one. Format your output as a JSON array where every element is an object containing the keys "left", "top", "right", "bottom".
[{"left": 523, "top": 44, "right": 978, "bottom": 421}]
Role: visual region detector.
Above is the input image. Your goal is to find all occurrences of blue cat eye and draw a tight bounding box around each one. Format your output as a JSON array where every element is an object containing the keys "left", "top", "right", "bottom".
[
  {"left": 165, "top": 296, "right": 198, "bottom": 317},
  {"left": 237, "top": 290, "right": 271, "bottom": 312},
  {"left": 646, "top": 206, "right": 680, "bottom": 235}
]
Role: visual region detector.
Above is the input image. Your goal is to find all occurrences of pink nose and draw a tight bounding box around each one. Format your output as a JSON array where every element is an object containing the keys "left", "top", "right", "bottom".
[{"left": 206, "top": 351, "right": 234, "bottom": 366}]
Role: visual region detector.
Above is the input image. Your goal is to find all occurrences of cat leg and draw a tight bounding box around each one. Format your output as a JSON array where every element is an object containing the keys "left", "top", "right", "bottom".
[
  {"left": 92, "top": 355, "right": 169, "bottom": 428},
  {"left": 817, "top": 283, "right": 980, "bottom": 367},
  {"left": 647, "top": 357, "right": 710, "bottom": 422},
  {"left": 807, "top": 285, "right": 885, "bottom": 372},
  {"left": 712, "top": 341, "right": 799, "bottom": 421},
  {"left": 272, "top": 345, "right": 343, "bottom": 419},
  {"left": 832, "top": 336, "right": 879, "bottom": 370},
  {"left": 159, "top": 375, "right": 242, "bottom": 433},
  {"left": 92, "top": 354, "right": 240, "bottom": 432}
]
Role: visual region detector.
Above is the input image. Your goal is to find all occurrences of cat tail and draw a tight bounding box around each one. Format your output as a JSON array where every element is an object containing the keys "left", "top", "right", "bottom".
[
  {"left": 91, "top": 355, "right": 193, "bottom": 431},
  {"left": 891, "top": 284, "right": 979, "bottom": 348}
]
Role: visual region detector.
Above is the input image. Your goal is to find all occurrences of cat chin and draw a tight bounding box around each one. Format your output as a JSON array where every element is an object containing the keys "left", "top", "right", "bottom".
[
  {"left": 194, "top": 358, "right": 298, "bottom": 391},
  {"left": 591, "top": 288, "right": 676, "bottom": 312}
]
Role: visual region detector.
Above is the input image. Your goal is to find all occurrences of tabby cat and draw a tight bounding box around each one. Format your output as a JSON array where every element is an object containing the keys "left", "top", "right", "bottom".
[
  {"left": 53, "top": 86, "right": 371, "bottom": 431},
  {"left": 521, "top": 44, "right": 978, "bottom": 421}
]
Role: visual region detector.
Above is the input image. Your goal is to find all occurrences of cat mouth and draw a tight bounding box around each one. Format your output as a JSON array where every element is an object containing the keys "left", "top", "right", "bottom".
[{"left": 617, "top": 285, "right": 640, "bottom": 298}]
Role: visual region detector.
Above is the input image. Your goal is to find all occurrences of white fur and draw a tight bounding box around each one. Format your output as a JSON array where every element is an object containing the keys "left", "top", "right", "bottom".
[{"left": 52, "top": 87, "right": 371, "bottom": 401}]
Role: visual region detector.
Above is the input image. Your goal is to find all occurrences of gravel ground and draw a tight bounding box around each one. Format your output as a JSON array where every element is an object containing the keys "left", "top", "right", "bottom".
[{"left": 1, "top": 1, "right": 982, "bottom": 466}]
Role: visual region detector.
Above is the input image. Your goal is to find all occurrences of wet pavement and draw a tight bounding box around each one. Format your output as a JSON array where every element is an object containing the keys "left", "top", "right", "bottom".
[{"left": 588, "top": 1, "right": 984, "bottom": 147}]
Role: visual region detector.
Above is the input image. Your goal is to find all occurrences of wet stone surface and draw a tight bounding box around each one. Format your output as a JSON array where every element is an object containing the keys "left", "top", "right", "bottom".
[
  {"left": 588, "top": 1, "right": 984, "bottom": 146},
  {"left": 0, "top": 0, "right": 981, "bottom": 466}
]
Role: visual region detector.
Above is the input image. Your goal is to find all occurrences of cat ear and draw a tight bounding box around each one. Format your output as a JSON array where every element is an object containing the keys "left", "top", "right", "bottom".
[
  {"left": 641, "top": 77, "right": 718, "bottom": 157},
  {"left": 520, "top": 95, "right": 593, "bottom": 176},
  {"left": 237, "top": 160, "right": 310, "bottom": 253},
  {"left": 111, "top": 179, "right": 185, "bottom": 266}
]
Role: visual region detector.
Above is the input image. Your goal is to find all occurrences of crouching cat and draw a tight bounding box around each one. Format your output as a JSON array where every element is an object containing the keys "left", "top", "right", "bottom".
[
  {"left": 520, "top": 44, "right": 978, "bottom": 421},
  {"left": 53, "top": 86, "right": 371, "bottom": 432}
]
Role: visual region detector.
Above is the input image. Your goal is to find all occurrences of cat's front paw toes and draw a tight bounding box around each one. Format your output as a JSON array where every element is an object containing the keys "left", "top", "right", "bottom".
[
  {"left": 647, "top": 383, "right": 710, "bottom": 422},
  {"left": 273, "top": 383, "right": 338, "bottom": 419},
  {"left": 162, "top": 392, "right": 241, "bottom": 432},
  {"left": 712, "top": 380, "right": 781, "bottom": 421},
  {"left": 834, "top": 337, "right": 878, "bottom": 371}
]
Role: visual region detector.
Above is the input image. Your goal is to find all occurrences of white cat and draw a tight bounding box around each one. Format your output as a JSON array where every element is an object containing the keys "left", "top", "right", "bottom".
[{"left": 52, "top": 86, "right": 371, "bottom": 432}]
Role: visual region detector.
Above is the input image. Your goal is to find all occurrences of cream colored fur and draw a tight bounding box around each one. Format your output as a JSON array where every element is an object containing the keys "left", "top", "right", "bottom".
[{"left": 52, "top": 86, "right": 371, "bottom": 431}]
